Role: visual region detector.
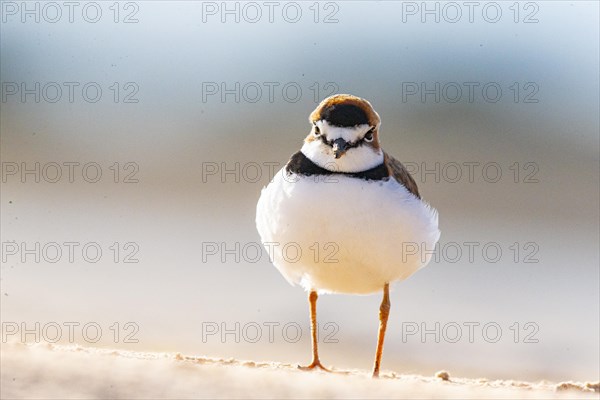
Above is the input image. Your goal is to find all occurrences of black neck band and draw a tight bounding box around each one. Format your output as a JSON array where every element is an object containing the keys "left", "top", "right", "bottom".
[{"left": 285, "top": 151, "right": 389, "bottom": 181}]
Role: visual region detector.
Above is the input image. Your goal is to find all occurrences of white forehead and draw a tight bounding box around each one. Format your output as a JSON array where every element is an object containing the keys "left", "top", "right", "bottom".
[{"left": 316, "top": 120, "right": 371, "bottom": 143}]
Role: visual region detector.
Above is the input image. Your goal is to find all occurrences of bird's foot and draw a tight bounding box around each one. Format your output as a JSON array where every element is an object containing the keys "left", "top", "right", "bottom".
[{"left": 298, "top": 360, "right": 331, "bottom": 372}]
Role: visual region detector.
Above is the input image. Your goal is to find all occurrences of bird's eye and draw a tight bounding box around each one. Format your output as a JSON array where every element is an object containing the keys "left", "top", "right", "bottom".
[
  {"left": 313, "top": 125, "right": 321, "bottom": 136},
  {"left": 364, "top": 128, "right": 374, "bottom": 142}
]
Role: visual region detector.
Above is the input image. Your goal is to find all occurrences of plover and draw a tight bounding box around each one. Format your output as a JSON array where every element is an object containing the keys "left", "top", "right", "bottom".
[{"left": 256, "top": 94, "right": 440, "bottom": 377}]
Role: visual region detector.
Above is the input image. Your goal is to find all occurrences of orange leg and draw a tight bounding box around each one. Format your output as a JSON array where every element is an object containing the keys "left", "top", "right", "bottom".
[
  {"left": 372, "top": 283, "right": 390, "bottom": 378},
  {"left": 298, "top": 290, "right": 330, "bottom": 371}
]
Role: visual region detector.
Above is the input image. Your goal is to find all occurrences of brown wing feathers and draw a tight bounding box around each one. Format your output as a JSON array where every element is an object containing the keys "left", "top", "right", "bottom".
[{"left": 384, "top": 152, "right": 421, "bottom": 199}]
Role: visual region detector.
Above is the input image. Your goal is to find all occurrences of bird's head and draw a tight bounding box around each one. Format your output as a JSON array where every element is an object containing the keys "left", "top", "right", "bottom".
[{"left": 301, "top": 94, "right": 384, "bottom": 173}]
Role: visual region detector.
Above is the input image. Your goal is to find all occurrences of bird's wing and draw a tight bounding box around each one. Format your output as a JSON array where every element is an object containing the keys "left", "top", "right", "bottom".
[{"left": 384, "top": 152, "right": 421, "bottom": 199}]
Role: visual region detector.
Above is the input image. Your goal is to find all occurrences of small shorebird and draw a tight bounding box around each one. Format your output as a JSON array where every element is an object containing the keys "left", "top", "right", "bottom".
[{"left": 256, "top": 94, "right": 440, "bottom": 377}]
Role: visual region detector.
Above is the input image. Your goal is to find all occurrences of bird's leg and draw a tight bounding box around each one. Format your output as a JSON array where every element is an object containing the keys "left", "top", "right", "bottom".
[
  {"left": 372, "top": 283, "right": 391, "bottom": 378},
  {"left": 298, "top": 290, "right": 330, "bottom": 371}
]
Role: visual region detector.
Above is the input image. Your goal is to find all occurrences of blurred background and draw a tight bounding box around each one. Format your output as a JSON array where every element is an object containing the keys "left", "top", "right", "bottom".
[{"left": 1, "top": 0, "right": 598, "bottom": 383}]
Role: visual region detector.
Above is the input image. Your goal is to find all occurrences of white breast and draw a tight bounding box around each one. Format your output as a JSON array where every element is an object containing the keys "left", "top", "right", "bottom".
[{"left": 255, "top": 169, "right": 440, "bottom": 294}]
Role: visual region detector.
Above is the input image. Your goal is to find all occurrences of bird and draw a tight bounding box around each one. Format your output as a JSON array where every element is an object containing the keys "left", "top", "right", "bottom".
[{"left": 255, "top": 94, "right": 440, "bottom": 377}]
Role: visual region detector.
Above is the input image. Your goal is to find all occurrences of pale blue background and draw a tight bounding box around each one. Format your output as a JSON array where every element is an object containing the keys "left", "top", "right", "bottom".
[{"left": 1, "top": 1, "right": 598, "bottom": 381}]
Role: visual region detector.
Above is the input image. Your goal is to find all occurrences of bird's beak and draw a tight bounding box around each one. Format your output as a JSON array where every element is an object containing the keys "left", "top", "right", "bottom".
[{"left": 332, "top": 138, "right": 349, "bottom": 159}]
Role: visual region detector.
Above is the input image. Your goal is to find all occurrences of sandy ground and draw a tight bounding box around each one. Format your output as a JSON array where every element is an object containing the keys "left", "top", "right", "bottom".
[{"left": 1, "top": 342, "right": 598, "bottom": 399}]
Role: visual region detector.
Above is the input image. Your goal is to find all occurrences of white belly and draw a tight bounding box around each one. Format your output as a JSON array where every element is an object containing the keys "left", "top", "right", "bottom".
[{"left": 256, "top": 169, "right": 440, "bottom": 294}]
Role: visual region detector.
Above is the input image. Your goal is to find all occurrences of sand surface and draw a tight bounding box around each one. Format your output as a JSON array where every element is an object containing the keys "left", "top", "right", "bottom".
[{"left": 2, "top": 342, "right": 598, "bottom": 399}]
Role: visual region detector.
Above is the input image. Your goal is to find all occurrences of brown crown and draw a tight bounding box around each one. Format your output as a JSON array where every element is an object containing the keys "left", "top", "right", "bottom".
[{"left": 309, "top": 94, "right": 381, "bottom": 127}]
